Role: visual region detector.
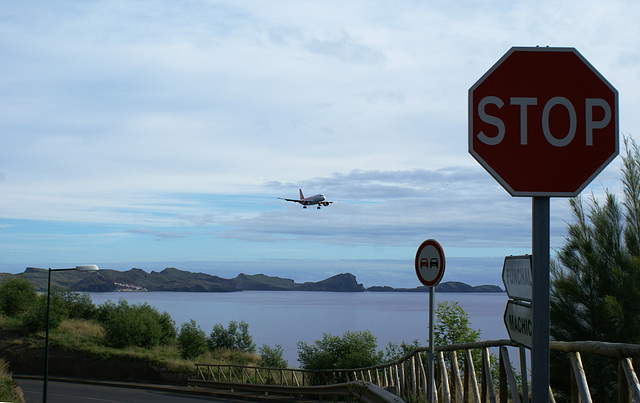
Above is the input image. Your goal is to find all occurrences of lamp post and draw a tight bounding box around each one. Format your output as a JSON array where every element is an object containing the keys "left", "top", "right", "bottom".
[{"left": 43, "top": 265, "right": 98, "bottom": 403}]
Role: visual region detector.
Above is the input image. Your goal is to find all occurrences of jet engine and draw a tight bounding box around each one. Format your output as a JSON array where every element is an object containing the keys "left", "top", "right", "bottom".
[{"left": 322, "top": 201, "right": 330, "bottom": 206}]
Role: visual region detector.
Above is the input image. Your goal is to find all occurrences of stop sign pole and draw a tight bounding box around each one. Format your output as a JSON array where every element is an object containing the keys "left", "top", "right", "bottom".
[
  {"left": 469, "top": 47, "right": 618, "bottom": 402},
  {"left": 532, "top": 197, "right": 550, "bottom": 402}
]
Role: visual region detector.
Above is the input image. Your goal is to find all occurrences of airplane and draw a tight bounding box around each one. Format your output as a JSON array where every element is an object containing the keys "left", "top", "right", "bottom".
[{"left": 278, "top": 189, "right": 333, "bottom": 209}]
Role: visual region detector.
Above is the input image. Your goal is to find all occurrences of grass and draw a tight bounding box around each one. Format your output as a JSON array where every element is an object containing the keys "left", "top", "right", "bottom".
[
  {"left": 0, "top": 358, "right": 24, "bottom": 403},
  {"left": 0, "top": 315, "right": 23, "bottom": 332},
  {"left": 0, "top": 315, "right": 263, "bottom": 383},
  {"left": 47, "top": 318, "right": 262, "bottom": 376}
]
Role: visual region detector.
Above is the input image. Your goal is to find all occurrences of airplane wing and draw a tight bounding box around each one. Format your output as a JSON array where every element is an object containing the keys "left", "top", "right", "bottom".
[{"left": 277, "top": 197, "right": 303, "bottom": 203}]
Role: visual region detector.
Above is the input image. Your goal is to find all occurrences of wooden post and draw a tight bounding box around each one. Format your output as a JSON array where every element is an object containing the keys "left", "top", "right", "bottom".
[
  {"left": 465, "top": 349, "right": 480, "bottom": 403},
  {"left": 451, "top": 351, "right": 464, "bottom": 403},
  {"left": 411, "top": 355, "right": 418, "bottom": 397},
  {"left": 418, "top": 352, "right": 428, "bottom": 402},
  {"left": 482, "top": 348, "right": 496, "bottom": 403},
  {"left": 499, "top": 347, "right": 508, "bottom": 403},
  {"left": 438, "top": 351, "right": 451, "bottom": 403},
  {"left": 618, "top": 358, "right": 629, "bottom": 403},
  {"left": 569, "top": 352, "right": 592, "bottom": 403},
  {"left": 519, "top": 347, "right": 529, "bottom": 402}
]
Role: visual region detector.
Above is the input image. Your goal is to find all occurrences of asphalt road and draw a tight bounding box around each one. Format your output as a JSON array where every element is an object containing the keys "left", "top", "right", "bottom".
[{"left": 17, "top": 378, "right": 239, "bottom": 403}]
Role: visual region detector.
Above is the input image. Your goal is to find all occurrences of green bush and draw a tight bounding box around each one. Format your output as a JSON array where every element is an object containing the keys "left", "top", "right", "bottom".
[
  {"left": 22, "top": 292, "right": 69, "bottom": 333},
  {"left": 0, "top": 277, "right": 37, "bottom": 317},
  {"left": 208, "top": 321, "right": 255, "bottom": 352},
  {"left": 20, "top": 290, "right": 97, "bottom": 334},
  {"left": 434, "top": 301, "right": 481, "bottom": 346},
  {"left": 384, "top": 340, "right": 421, "bottom": 361},
  {"left": 259, "top": 344, "right": 288, "bottom": 368},
  {"left": 95, "top": 299, "right": 123, "bottom": 324},
  {"left": 178, "top": 319, "right": 208, "bottom": 359},
  {"left": 297, "top": 330, "right": 383, "bottom": 373},
  {"left": 60, "top": 291, "right": 97, "bottom": 320},
  {"left": 98, "top": 299, "right": 176, "bottom": 348}
]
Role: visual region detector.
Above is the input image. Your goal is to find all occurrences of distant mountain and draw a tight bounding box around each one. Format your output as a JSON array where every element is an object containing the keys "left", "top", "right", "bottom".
[
  {"left": 1, "top": 267, "right": 501, "bottom": 293},
  {"left": 367, "top": 281, "right": 503, "bottom": 293}
]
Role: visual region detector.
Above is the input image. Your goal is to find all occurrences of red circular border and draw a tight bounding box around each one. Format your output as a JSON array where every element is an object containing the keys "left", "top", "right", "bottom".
[{"left": 414, "top": 239, "right": 446, "bottom": 287}]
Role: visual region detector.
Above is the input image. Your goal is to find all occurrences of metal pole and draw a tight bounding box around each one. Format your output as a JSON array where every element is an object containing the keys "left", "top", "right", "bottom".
[
  {"left": 43, "top": 268, "right": 52, "bottom": 403},
  {"left": 428, "top": 286, "right": 435, "bottom": 403},
  {"left": 532, "top": 197, "right": 550, "bottom": 402}
]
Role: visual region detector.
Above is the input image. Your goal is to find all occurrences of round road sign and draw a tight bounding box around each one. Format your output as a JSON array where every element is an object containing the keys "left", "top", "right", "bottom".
[{"left": 415, "top": 239, "right": 446, "bottom": 287}]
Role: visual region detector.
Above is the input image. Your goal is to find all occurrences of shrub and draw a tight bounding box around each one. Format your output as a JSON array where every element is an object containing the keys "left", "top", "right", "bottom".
[
  {"left": 434, "top": 301, "right": 481, "bottom": 346},
  {"left": 98, "top": 299, "right": 176, "bottom": 348},
  {"left": 384, "top": 340, "right": 421, "bottom": 361},
  {"left": 22, "top": 292, "right": 69, "bottom": 333},
  {"left": 0, "top": 277, "right": 37, "bottom": 317},
  {"left": 178, "top": 320, "right": 207, "bottom": 359},
  {"left": 259, "top": 344, "right": 288, "bottom": 368},
  {"left": 208, "top": 321, "right": 255, "bottom": 352},
  {"left": 297, "top": 330, "right": 383, "bottom": 373},
  {"left": 59, "top": 292, "right": 97, "bottom": 320}
]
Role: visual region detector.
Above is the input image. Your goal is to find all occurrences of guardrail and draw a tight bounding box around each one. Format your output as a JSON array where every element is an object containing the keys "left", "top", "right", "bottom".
[{"left": 190, "top": 339, "right": 640, "bottom": 402}]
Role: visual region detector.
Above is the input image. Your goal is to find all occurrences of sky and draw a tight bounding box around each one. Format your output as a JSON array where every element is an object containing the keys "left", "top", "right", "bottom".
[{"left": 1, "top": 1, "right": 639, "bottom": 288}]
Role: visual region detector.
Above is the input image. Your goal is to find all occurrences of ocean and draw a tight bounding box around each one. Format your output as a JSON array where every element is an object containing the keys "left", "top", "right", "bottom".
[{"left": 88, "top": 290, "right": 510, "bottom": 367}]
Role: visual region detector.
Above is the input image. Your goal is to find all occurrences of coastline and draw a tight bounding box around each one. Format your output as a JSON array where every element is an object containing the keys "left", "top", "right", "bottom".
[{"left": 0, "top": 267, "right": 503, "bottom": 293}]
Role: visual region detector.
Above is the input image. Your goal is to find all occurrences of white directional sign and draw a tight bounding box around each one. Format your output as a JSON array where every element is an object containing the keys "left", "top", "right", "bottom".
[
  {"left": 502, "top": 255, "right": 532, "bottom": 301},
  {"left": 504, "top": 300, "right": 533, "bottom": 348}
]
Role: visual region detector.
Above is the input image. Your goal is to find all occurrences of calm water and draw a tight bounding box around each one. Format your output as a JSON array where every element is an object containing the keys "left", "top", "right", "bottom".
[{"left": 88, "top": 291, "right": 509, "bottom": 367}]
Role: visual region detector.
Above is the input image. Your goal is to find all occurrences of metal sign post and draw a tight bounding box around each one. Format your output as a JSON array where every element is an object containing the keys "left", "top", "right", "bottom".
[
  {"left": 532, "top": 197, "right": 550, "bottom": 401},
  {"left": 428, "top": 286, "right": 435, "bottom": 403},
  {"left": 469, "top": 47, "right": 619, "bottom": 402},
  {"left": 415, "top": 239, "right": 445, "bottom": 403}
]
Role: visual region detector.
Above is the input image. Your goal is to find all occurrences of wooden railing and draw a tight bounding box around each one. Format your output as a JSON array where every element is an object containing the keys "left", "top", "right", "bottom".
[{"left": 190, "top": 339, "right": 640, "bottom": 402}]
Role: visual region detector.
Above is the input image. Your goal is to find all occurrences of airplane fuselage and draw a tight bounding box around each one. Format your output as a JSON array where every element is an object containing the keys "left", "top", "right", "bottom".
[{"left": 278, "top": 190, "right": 332, "bottom": 209}]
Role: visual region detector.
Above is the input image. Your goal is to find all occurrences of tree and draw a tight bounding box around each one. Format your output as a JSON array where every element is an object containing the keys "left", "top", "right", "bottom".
[
  {"left": 98, "top": 299, "right": 176, "bottom": 348},
  {"left": 297, "top": 330, "right": 383, "bottom": 375},
  {"left": 550, "top": 137, "right": 640, "bottom": 400},
  {"left": 259, "top": 344, "right": 288, "bottom": 368},
  {"left": 59, "top": 291, "right": 97, "bottom": 320},
  {"left": 0, "top": 277, "right": 37, "bottom": 317},
  {"left": 433, "top": 301, "right": 481, "bottom": 346},
  {"left": 207, "top": 321, "right": 255, "bottom": 352},
  {"left": 178, "top": 319, "right": 208, "bottom": 359},
  {"left": 551, "top": 137, "right": 640, "bottom": 343},
  {"left": 22, "top": 291, "right": 69, "bottom": 333},
  {"left": 384, "top": 340, "right": 421, "bottom": 362}
]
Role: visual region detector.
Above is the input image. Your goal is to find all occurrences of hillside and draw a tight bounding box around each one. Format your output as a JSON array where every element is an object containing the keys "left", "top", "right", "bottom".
[
  {"left": 1, "top": 267, "right": 502, "bottom": 293},
  {"left": 367, "top": 281, "right": 503, "bottom": 293}
]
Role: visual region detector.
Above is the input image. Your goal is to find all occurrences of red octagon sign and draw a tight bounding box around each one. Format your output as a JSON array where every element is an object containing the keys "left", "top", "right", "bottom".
[{"left": 469, "top": 47, "right": 618, "bottom": 197}]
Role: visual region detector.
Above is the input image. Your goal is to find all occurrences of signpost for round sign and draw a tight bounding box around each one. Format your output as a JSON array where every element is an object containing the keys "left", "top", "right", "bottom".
[
  {"left": 469, "top": 46, "right": 618, "bottom": 402},
  {"left": 415, "top": 239, "right": 445, "bottom": 403}
]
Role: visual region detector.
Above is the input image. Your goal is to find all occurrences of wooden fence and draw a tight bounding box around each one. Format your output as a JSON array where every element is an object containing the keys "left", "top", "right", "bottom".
[{"left": 191, "top": 339, "right": 640, "bottom": 402}]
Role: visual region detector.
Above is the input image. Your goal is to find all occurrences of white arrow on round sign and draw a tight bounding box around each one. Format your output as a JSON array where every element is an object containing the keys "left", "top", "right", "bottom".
[{"left": 415, "top": 239, "right": 446, "bottom": 287}]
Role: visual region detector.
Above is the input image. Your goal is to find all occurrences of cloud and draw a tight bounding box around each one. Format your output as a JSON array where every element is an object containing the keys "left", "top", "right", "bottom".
[
  {"left": 0, "top": 0, "right": 637, "bottom": 280},
  {"left": 229, "top": 167, "right": 571, "bottom": 253},
  {"left": 304, "top": 31, "right": 386, "bottom": 64},
  {"left": 124, "top": 228, "right": 186, "bottom": 240}
]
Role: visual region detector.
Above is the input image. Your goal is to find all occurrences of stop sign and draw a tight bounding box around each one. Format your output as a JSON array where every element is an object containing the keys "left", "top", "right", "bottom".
[{"left": 469, "top": 47, "right": 618, "bottom": 197}]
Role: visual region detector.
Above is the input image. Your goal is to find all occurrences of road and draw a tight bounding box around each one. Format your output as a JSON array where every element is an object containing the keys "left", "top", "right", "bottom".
[{"left": 17, "top": 378, "right": 239, "bottom": 403}]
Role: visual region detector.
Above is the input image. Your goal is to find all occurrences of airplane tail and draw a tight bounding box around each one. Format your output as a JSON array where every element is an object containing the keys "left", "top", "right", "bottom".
[{"left": 299, "top": 189, "right": 304, "bottom": 199}]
